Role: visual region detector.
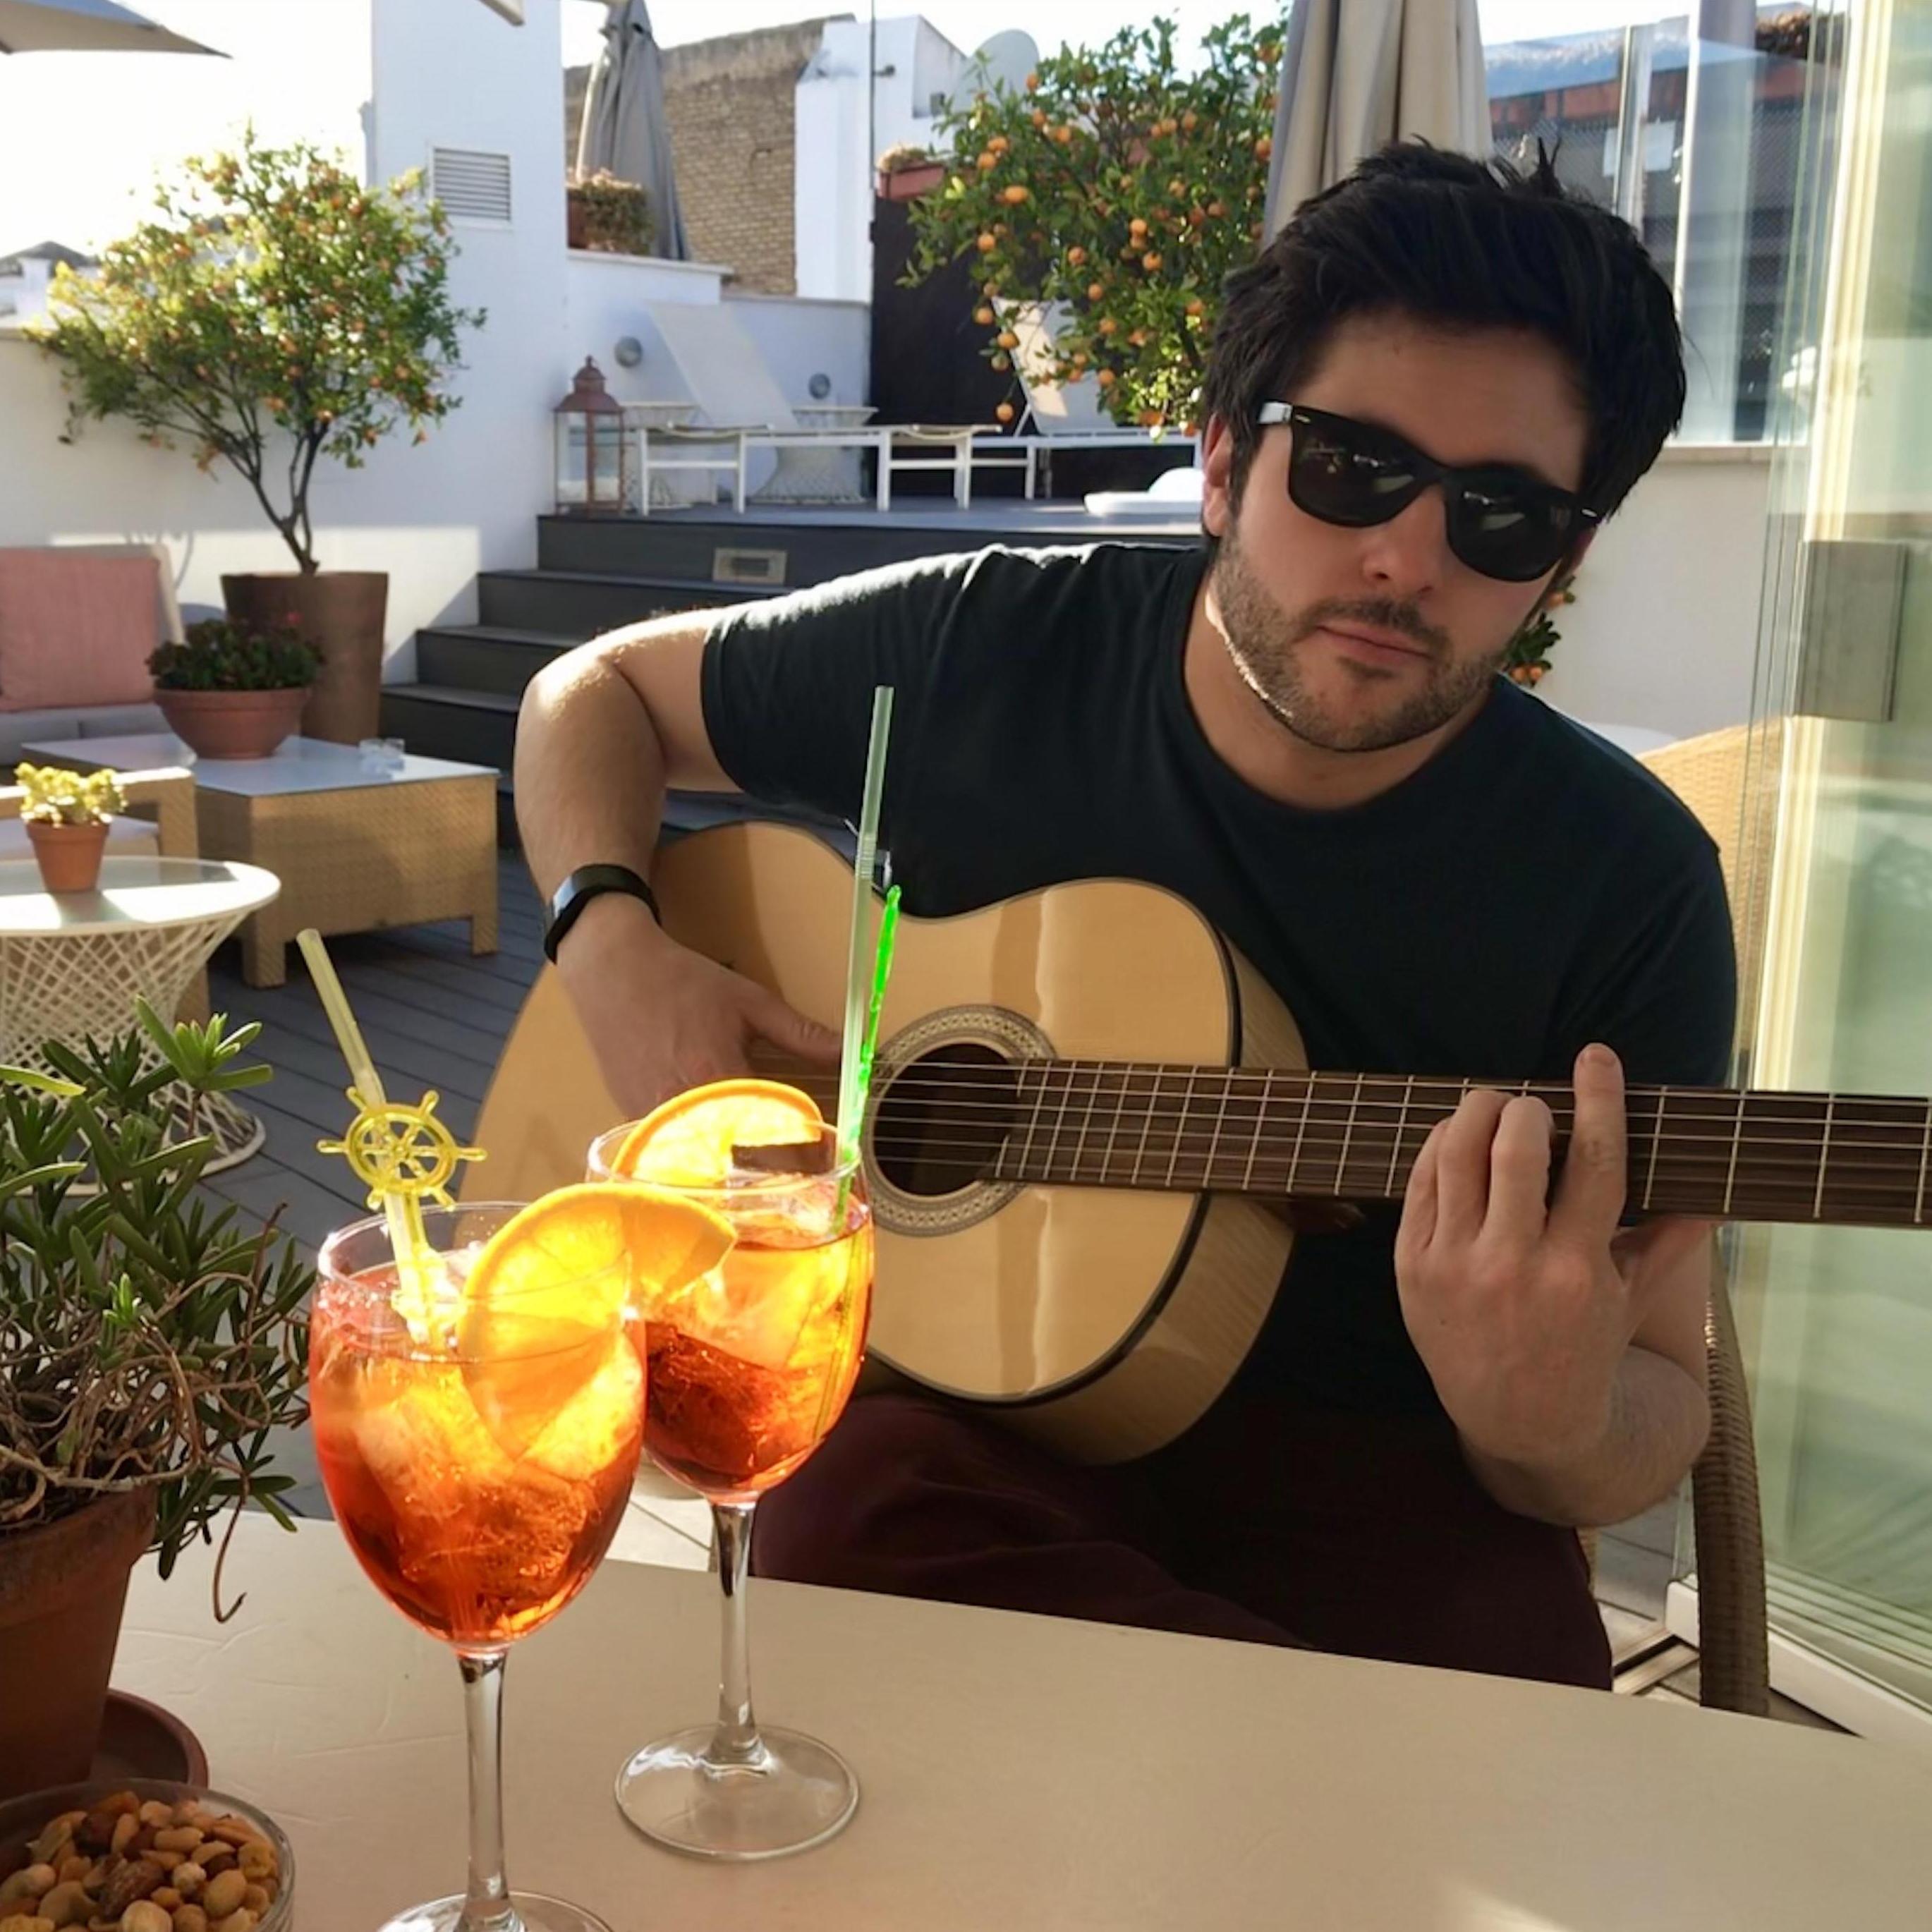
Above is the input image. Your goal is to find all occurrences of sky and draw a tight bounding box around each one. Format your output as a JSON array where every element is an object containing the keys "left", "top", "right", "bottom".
[{"left": 564, "top": 1, "right": 1687, "bottom": 66}]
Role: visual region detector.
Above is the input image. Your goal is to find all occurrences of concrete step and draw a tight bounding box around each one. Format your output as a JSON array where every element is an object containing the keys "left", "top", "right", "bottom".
[
  {"left": 476, "top": 569, "right": 764, "bottom": 636},
  {"left": 415, "top": 624, "right": 578, "bottom": 698}
]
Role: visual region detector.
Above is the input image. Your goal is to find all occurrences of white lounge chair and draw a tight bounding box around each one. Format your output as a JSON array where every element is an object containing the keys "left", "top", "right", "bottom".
[{"left": 630, "top": 303, "right": 998, "bottom": 513}]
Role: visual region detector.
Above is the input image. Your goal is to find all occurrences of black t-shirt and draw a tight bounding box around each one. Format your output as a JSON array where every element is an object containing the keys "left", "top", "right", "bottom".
[{"left": 702, "top": 542, "right": 1737, "bottom": 1418}]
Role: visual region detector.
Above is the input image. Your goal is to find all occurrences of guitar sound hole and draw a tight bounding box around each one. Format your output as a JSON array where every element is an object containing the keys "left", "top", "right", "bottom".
[{"left": 873, "top": 1044, "right": 1019, "bottom": 1196}]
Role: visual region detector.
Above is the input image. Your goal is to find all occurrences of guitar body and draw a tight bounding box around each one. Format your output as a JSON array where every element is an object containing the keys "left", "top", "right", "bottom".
[{"left": 475, "top": 823, "right": 1299, "bottom": 1462}]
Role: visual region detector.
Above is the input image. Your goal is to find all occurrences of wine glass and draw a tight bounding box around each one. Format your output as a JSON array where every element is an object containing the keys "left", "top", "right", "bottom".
[
  {"left": 587, "top": 1129, "right": 875, "bottom": 1860},
  {"left": 311, "top": 1201, "right": 645, "bottom": 1931}
]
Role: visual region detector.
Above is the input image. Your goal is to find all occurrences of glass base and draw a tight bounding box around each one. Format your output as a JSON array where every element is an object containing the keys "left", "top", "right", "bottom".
[
  {"left": 615, "top": 1723, "right": 858, "bottom": 1860},
  {"left": 379, "top": 1891, "right": 613, "bottom": 1932}
]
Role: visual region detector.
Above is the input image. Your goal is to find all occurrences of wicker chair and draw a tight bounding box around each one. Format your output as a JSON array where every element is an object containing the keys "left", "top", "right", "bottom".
[
  {"left": 0, "top": 766, "right": 209, "bottom": 1023},
  {"left": 1637, "top": 725, "right": 1775, "bottom": 1716}
]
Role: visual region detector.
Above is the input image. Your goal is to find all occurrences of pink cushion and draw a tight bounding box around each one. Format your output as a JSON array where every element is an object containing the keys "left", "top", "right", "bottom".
[{"left": 0, "top": 550, "right": 159, "bottom": 712}]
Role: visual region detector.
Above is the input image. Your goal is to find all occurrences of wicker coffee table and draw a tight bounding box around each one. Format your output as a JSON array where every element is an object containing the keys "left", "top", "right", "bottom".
[{"left": 28, "top": 734, "right": 498, "bottom": 989}]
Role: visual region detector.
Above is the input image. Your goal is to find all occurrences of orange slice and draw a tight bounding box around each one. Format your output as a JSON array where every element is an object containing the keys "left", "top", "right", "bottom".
[
  {"left": 608, "top": 1078, "right": 825, "bottom": 1187},
  {"left": 458, "top": 1183, "right": 733, "bottom": 1456}
]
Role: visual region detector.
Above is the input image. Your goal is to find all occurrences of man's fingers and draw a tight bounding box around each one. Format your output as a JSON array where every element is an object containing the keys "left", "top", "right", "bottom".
[
  {"left": 745, "top": 982, "right": 843, "bottom": 1065},
  {"left": 1486, "top": 1094, "right": 1555, "bottom": 1233},
  {"left": 1395, "top": 1119, "right": 1441, "bottom": 1270},
  {"left": 1549, "top": 1043, "right": 1628, "bottom": 1247},
  {"left": 1431, "top": 1088, "right": 1509, "bottom": 1246}
]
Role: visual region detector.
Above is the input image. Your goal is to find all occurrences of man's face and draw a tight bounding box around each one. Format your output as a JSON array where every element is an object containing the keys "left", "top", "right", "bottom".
[{"left": 1199, "top": 311, "right": 1593, "bottom": 754}]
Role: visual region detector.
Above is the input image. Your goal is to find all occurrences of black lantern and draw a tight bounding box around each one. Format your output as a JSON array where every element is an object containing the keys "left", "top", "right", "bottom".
[{"left": 554, "top": 357, "right": 631, "bottom": 514}]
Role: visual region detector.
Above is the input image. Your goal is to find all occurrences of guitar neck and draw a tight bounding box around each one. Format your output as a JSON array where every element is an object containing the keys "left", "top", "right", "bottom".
[{"left": 956, "top": 1062, "right": 1932, "bottom": 1229}]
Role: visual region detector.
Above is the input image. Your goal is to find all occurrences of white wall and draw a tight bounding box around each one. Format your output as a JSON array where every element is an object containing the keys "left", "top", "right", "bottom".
[
  {"left": 0, "top": 0, "right": 574, "bottom": 681},
  {"left": 1538, "top": 444, "right": 1773, "bottom": 739},
  {"left": 564, "top": 250, "right": 729, "bottom": 403},
  {"left": 795, "top": 16, "right": 970, "bottom": 304}
]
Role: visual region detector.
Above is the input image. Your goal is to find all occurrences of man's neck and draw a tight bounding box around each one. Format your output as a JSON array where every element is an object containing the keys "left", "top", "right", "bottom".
[{"left": 1181, "top": 581, "right": 1490, "bottom": 813}]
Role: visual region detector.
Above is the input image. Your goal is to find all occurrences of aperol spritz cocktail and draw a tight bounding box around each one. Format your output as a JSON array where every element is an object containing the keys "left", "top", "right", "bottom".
[
  {"left": 589, "top": 1082, "right": 875, "bottom": 1861},
  {"left": 312, "top": 1191, "right": 728, "bottom": 1930}
]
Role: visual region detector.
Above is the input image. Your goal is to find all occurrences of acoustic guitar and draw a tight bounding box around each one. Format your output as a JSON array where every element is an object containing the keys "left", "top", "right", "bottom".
[{"left": 476, "top": 822, "right": 1932, "bottom": 1464}]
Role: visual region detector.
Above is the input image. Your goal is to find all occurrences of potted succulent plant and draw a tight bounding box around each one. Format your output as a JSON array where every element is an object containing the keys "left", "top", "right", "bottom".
[
  {"left": 0, "top": 1005, "right": 312, "bottom": 1800},
  {"left": 150, "top": 616, "right": 321, "bottom": 760},
  {"left": 566, "top": 168, "right": 654, "bottom": 254},
  {"left": 15, "top": 764, "right": 126, "bottom": 894},
  {"left": 877, "top": 142, "right": 945, "bottom": 202},
  {"left": 32, "top": 130, "right": 484, "bottom": 744}
]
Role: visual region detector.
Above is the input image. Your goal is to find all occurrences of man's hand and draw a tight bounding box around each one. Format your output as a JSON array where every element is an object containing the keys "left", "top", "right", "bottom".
[
  {"left": 1394, "top": 1044, "right": 1713, "bottom": 1519},
  {"left": 555, "top": 893, "right": 842, "bottom": 1119}
]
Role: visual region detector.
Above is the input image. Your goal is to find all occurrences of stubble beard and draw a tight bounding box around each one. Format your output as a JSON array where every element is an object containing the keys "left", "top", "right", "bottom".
[{"left": 1207, "top": 521, "right": 1511, "bottom": 755}]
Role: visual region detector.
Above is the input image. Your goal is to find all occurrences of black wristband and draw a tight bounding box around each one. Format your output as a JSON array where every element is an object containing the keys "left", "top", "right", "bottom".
[{"left": 543, "top": 863, "right": 662, "bottom": 964}]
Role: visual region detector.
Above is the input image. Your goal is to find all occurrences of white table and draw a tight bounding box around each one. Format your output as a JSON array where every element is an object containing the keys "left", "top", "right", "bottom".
[
  {"left": 0, "top": 856, "right": 279, "bottom": 1171},
  {"left": 114, "top": 1515, "right": 1932, "bottom": 1931},
  {"left": 24, "top": 734, "right": 499, "bottom": 988}
]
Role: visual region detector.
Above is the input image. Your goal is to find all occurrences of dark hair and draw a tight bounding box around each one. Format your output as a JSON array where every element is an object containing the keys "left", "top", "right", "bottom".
[{"left": 1199, "top": 140, "right": 1686, "bottom": 538}]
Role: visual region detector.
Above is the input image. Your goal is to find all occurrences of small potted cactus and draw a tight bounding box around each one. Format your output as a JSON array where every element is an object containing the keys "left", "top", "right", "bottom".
[{"left": 16, "top": 764, "right": 126, "bottom": 894}]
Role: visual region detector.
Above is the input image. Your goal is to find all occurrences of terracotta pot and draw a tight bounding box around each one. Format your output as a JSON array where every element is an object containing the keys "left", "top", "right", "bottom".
[
  {"left": 221, "top": 571, "right": 388, "bottom": 745},
  {"left": 25, "top": 819, "right": 109, "bottom": 892},
  {"left": 157, "top": 686, "right": 310, "bottom": 760},
  {"left": 0, "top": 1488, "right": 156, "bottom": 1801},
  {"left": 879, "top": 160, "right": 946, "bottom": 202}
]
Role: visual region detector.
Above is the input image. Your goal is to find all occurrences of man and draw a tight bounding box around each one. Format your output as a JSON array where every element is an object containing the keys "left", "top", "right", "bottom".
[{"left": 516, "top": 143, "right": 1736, "bottom": 1689}]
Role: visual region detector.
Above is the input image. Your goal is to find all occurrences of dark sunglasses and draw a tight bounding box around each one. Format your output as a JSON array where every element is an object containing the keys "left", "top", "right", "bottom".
[{"left": 1257, "top": 402, "right": 1600, "bottom": 583}]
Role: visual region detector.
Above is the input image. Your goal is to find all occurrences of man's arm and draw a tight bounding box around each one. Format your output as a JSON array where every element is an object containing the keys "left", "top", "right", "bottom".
[
  {"left": 514, "top": 612, "right": 839, "bottom": 1115},
  {"left": 1394, "top": 1044, "right": 1713, "bottom": 1529}
]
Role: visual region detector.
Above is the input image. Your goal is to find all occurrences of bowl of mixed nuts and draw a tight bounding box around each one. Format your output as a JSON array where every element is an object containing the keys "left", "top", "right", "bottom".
[{"left": 0, "top": 1782, "right": 291, "bottom": 1932}]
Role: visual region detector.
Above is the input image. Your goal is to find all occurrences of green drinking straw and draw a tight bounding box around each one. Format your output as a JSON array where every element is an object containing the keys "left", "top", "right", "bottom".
[{"left": 834, "top": 688, "right": 897, "bottom": 1174}]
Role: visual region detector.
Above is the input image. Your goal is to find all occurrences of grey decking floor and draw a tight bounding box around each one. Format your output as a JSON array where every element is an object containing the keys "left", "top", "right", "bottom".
[{"left": 202, "top": 855, "right": 1834, "bottom": 1723}]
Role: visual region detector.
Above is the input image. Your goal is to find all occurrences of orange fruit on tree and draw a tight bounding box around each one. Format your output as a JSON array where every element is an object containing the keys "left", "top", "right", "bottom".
[
  {"left": 1185, "top": 296, "right": 1205, "bottom": 316},
  {"left": 1256, "top": 135, "right": 1273, "bottom": 160},
  {"left": 1208, "top": 200, "right": 1227, "bottom": 218},
  {"left": 1167, "top": 177, "right": 1186, "bottom": 197},
  {"left": 991, "top": 352, "right": 1011, "bottom": 370},
  {"left": 997, "top": 329, "right": 1019, "bottom": 349},
  {"left": 1032, "top": 109, "right": 1048, "bottom": 129},
  {"left": 1181, "top": 111, "right": 1199, "bottom": 132},
  {"left": 1142, "top": 251, "right": 1162, "bottom": 271},
  {"left": 974, "top": 305, "right": 995, "bottom": 325},
  {"left": 1086, "top": 279, "right": 1105, "bottom": 300},
  {"left": 977, "top": 232, "right": 997, "bottom": 252},
  {"left": 989, "top": 134, "right": 1009, "bottom": 153},
  {"left": 1024, "top": 71, "right": 1039, "bottom": 91},
  {"left": 1071, "top": 350, "right": 1089, "bottom": 367},
  {"left": 1140, "top": 409, "right": 1162, "bottom": 427},
  {"left": 1129, "top": 216, "right": 1148, "bottom": 236},
  {"left": 608, "top": 1078, "right": 825, "bottom": 1189},
  {"left": 996, "top": 401, "right": 1015, "bottom": 423},
  {"left": 1067, "top": 244, "right": 1086, "bottom": 265},
  {"left": 978, "top": 152, "right": 997, "bottom": 171},
  {"left": 1002, "top": 184, "right": 1029, "bottom": 205},
  {"left": 1188, "top": 207, "right": 1207, "bottom": 229},
  {"left": 1096, "top": 367, "right": 1117, "bottom": 388},
  {"left": 1098, "top": 315, "right": 1118, "bottom": 334}
]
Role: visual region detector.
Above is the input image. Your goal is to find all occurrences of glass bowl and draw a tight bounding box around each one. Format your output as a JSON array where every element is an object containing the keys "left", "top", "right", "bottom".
[{"left": 0, "top": 1777, "right": 293, "bottom": 1931}]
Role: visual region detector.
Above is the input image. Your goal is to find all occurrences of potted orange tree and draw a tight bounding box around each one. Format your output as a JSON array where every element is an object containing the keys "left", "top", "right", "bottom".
[
  {"left": 32, "top": 130, "right": 484, "bottom": 744},
  {"left": 150, "top": 615, "right": 320, "bottom": 760},
  {"left": 14, "top": 764, "right": 125, "bottom": 894},
  {"left": 0, "top": 1006, "right": 310, "bottom": 1798},
  {"left": 904, "top": 13, "right": 1287, "bottom": 432}
]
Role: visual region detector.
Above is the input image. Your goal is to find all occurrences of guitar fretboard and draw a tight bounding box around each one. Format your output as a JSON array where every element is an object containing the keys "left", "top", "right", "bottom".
[{"left": 916, "top": 1062, "right": 1932, "bottom": 1227}]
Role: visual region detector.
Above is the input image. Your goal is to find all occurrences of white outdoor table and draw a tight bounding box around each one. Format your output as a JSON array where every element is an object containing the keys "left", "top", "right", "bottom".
[
  {"left": 0, "top": 856, "right": 279, "bottom": 1170},
  {"left": 114, "top": 1515, "right": 1932, "bottom": 1931}
]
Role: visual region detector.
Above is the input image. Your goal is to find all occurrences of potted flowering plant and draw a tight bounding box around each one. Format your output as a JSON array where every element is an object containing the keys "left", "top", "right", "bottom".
[
  {"left": 0, "top": 1006, "right": 311, "bottom": 1799},
  {"left": 14, "top": 764, "right": 125, "bottom": 893},
  {"left": 150, "top": 616, "right": 321, "bottom": 760}
]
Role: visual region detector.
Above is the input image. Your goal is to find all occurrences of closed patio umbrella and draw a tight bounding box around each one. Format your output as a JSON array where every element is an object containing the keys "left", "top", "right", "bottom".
[
  {"left": 1264, "top": 0, "right": 1488, "bottom": 237},
  {"left": 0, "top": 0, "right": 218, "bottom": 54},
  {"left": 576, "top": 0, "right": 689, "bottom": 261}
]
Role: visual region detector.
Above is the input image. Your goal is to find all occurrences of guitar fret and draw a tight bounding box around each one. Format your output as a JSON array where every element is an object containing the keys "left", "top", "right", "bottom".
[
  {"left": 1202, "top": 1071, "right": 1234, "bottom": 1190},
  {"left": 1165, "top": 1069, "right": 1198, "bottom": 1189},
  {"left": 1100, "top": 1063, "right": 1131, "bottom": 1188},
  {"left": 1333, "top": 1072, "right": 1366, "bottom": 1197},
  {"left": 1644, "top": 1086, "right": 1667, "bottom": 1210},
  {"left": 1241, "top": 1071, "right": 1271, "bottom": 1193},
  {"left": 1069, "top": 1060, "right": 1104, "bottom": 1187},
  {"left": 1041, "top": 1059, "right": 1078, "bottom": 1186},
  {"left": 1015, "top": 1060, "right": 1052, "bottom": 1181},
  {"left": 1723, "top": 1089, "right": 1746, "bottom": 1217},
  {"left": 1916, "top": 1102, "right": 1932, "bottom": 1227},
  {"left": 1129, "top": 1068, "right": 1161, "bottom": 1189},
  {"left": 1286, "top": 1074, "right": 1314, "bottom": 1195},
  {"left": 1385, "top": 1075, "right": 1414, "bottom": 1196},
  {"left": 1814, "top": 1093, "right": 1835, "bottom": 1222}
]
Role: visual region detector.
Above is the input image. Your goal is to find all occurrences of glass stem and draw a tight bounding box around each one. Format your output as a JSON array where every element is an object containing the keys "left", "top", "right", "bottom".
[
  {"left": 709, "top": 1500, "right": 765, "bottom": 1767},
  {"left": 459, "top": 1648, "right": 520, "bottom": 1932}
]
